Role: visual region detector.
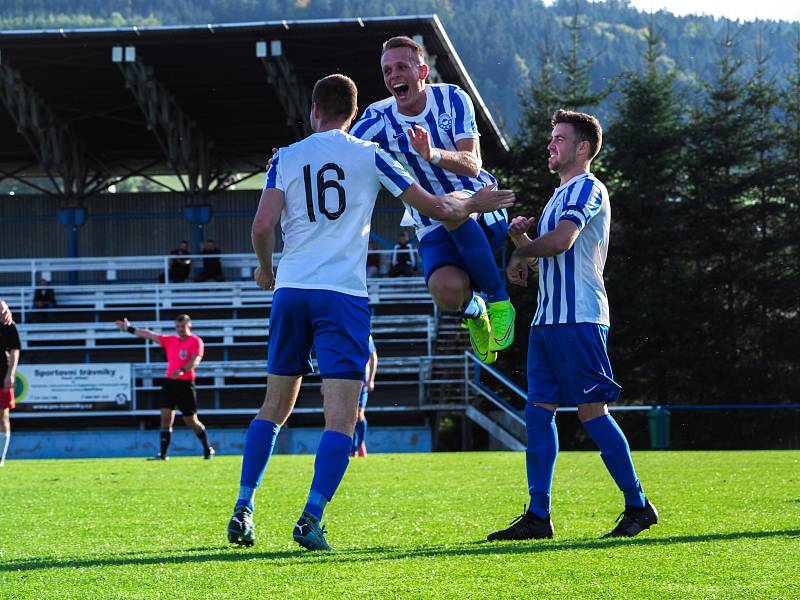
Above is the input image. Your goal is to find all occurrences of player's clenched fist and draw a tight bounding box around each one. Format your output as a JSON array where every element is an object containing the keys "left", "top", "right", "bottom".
[
  {"left": 254, "top": 266, "right": 275, "bottom": 290},
  {"left": 508, "top": 215, "right": 536, "bottom": 237},
  {"left": 505, "top": 251, "right": 530, "bottom": 287}
]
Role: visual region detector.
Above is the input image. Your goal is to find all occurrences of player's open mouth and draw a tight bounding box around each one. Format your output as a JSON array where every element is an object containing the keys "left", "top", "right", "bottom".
[{"left": 393, "top": 83, "right": 410, "bottom": 98}]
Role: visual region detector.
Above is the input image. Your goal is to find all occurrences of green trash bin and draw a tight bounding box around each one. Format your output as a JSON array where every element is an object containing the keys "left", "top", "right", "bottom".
[{"left": 648, "top": 406, "right": 671, "bottom": 450}]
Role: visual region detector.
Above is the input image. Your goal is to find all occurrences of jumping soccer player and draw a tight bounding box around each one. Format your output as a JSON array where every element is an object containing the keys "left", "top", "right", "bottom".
[
  {"left": 350, "top": 36, "right": 515, "bottom": 365},
  {"left": 487, "top": 110, "right": 658, "bottom": 541},
  {"left": 114, "top": 315, "right": 214, "bottom": 460},
  {"left": 226, "top": 74, "right": 514, "bottom": 551},
  {"left": 352, "top": 335, "right": 377, "bottom": 457}
]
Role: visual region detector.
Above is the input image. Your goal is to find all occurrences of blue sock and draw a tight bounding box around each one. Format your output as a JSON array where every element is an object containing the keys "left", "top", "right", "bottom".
[
  {"left": 236, "top": 419, "right": 281, "bottom": 511},
  {"left": 359, "top": 417, "right": 368, "bottom": 448},
  {"left": 583, "top": 414, "right": 646, "bottom": 507},
  {"left": 352, "top": 418, "right": 364, "bottom": 453},
  {"left": 303, "top": 430, "right": 352, "bottom": 520},
  {"left": 525, "top": 404, "right": 559, "bottom": 519},
  {"left": 448, "top": 218, "right": 509, "bottom": 303},
  {"left": 461, "top": 293, "right": 484, "bottom": 319}
]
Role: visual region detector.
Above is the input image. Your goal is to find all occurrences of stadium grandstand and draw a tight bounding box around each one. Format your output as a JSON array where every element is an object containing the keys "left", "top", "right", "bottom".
[{"left": 0, "top": 16, "right": 524, "bottom": 458}]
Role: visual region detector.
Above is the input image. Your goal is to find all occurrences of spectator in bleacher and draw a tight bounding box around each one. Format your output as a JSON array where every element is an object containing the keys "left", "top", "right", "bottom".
[
  {"left": 352, "top": 335, "right": 377, "bottom": 457},
  {"left": 194, "top": 239, "right": 225, "bottom": 282},
  {"left": 0, "top": 299, "right": 12, "bottom": 326},
  {"left": 159, "top": 240, "right": 192, "bottom": 283},
  {"left": 114, "top": 314, "right": 214, "bottom": 461},
  {"left": 0, "top": 313, "right": 20, "bottom": 467},
  {"left": 389, "top": 230, "right": 416, "bottom": 277},
  {"left": 32, "top": 277, "right": 57, "bottom": 321},
  {"left": 366, "top": 240, "right": 382, "bottom": 278}
]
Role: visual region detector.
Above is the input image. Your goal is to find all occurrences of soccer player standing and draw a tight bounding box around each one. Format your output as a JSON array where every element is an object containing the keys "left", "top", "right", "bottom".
[
  {"left": 226, "top": 74, "right": 514, "bottom": 551},
  {"left": 487, "top": 110, "right": 658, "bottom": 541},
  {"left": 351, "top": 36, "right": 515, "bottom": 365},
  {"left": 114, "top": 314, "right": 214, "bottom": 460}
]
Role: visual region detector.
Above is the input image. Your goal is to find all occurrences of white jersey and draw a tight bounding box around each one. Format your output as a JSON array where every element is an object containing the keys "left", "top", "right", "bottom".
[
  {"left": 351, "top": 83, "right": 498, "bottom": 240},
  {"left": 265, "top": 129, "right": 414, "bottom": 297},
  {"left": 533, "top": 172, "right": 610, "bottom": 327}
]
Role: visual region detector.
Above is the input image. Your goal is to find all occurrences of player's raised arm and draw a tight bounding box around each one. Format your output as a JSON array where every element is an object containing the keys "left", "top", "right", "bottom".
[
  {"left": 407, "top": 125, "right": 482, "bottom": 178},
  {"left": 400, "top": 182, "right": 514, "bottom": 222},
  {"left": 114, "top": 318, "right": 160, "bottom": 341}
]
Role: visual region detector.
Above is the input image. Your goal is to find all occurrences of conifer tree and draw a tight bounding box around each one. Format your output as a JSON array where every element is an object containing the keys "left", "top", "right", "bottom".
[
  {"left": 683, "top": 24, "right": 758, "bottom": 402},
  {"left": 603, "top": 17, "right": 688, "bottom": 404}
]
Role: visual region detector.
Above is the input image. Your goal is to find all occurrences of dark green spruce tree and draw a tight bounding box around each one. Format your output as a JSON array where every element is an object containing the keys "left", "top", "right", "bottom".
[
  {"left": 602, "top": 18, "right": 689, "bottom": 405},
  {"left": 683, "top": 25, "right": 759, "bottom": 403},
  {"left": 773, "top": 27, "right": 800, "bottom": 410},
  {"left": 738, "top": 32, "right": 785, "bottom": 403}
]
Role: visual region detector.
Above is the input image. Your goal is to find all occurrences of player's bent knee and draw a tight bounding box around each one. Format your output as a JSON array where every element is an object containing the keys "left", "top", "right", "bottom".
[
  {"left": 428, "top": 268, "right": 471, "bottom": 312},
  {"left": 577, "top": 402, "right": 609, "bottom": 423}
]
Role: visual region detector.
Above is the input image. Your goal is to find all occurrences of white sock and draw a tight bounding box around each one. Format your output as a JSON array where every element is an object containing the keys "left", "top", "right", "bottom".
[{"left": 0, "top": 432, "right": 9, "bottom": 463}]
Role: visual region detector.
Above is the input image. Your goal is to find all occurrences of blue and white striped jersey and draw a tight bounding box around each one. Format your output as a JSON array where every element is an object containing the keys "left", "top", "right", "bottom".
[
  {"left": 533, "top": 172, "right": 610, "bottom": 326},
  {"left": 264, "top": 129, "right": 414, "bottom": 297},
  {"left": 351, "top": 83, "right": 498, "bottom": 240}
]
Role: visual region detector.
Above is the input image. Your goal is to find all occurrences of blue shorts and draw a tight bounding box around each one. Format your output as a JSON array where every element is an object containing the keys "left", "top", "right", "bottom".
[
  {"left": 418, "top": 210, "right": 508, "bottom": 284},
  {"left": 358, "top": 386, "right": 369, "bottom": 410},
  {"left": 527, "top": 323, "right": 621, "bottom": 407},
  {"left": 267, "top": 288, "right": 371, "bottom": 380}
]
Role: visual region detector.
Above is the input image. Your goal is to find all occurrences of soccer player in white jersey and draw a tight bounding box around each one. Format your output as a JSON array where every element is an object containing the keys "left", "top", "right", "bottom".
[
  {"left": 350, "top": 36, "right": 515, "bottom": 364},
  {"left": 487, "top": 110, "right": 658, "bottom": 541},
  {"left": 226, "top": 74, "right": 514, "bottom": 551}
]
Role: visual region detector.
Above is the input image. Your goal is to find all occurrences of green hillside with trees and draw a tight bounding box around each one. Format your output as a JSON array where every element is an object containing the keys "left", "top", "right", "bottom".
[
  {"left": 2, "top": 1, "right": 798, "bottom": 439},
  {"left": 2, "top": 0, "right": 798, "bottom": 133}
]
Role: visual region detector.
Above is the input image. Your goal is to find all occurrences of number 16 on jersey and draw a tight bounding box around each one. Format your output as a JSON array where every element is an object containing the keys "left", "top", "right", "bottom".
[{"left": 303, "top": 163, "right": 347, "bottom": 222}]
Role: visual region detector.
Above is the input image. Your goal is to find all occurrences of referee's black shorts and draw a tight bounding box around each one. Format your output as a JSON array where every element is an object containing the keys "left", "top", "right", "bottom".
[{"left": 160, "top": 379, "right": 198, "bottom": 415}]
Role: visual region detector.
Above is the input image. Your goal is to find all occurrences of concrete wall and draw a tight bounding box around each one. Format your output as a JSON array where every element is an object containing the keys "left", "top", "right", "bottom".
[{"left": 5, "top": 426, "right": 432, "bottom": 460}]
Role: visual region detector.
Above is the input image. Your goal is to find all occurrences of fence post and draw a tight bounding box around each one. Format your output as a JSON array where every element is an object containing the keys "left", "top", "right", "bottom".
[{"left": 648, "top": 406, "right": 672, "bottom": 450}]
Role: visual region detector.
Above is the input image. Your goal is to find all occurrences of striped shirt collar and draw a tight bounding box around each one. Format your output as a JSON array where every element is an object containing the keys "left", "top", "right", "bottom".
[{"left": 554, "top": 171, "right": 591, "bottom": 194}]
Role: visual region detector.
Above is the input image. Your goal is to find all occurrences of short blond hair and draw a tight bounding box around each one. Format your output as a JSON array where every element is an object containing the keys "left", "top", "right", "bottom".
[{"left": 381, "top": 36, "right": 424, "bottom": 62}]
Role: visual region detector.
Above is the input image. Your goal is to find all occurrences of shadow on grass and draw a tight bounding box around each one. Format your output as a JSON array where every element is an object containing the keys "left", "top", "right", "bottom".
[{"left": 3, "top": 528, "right": 799, "bottom": 572}]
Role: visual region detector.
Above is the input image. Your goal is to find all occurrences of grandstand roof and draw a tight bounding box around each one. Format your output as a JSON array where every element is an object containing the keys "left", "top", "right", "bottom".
[{"left": 0, "top": 15, "right": 508, "bottom": 190}]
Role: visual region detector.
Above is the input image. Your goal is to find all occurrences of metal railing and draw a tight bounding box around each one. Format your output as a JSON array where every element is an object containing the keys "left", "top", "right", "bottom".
[{"left": 0, "top": 249, "right": 422, "bottom": 286}]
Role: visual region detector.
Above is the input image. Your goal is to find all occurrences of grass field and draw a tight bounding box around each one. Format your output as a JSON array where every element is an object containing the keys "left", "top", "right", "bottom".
[{"left": 0, "top": 450, "right": 797, "bottom": 599}]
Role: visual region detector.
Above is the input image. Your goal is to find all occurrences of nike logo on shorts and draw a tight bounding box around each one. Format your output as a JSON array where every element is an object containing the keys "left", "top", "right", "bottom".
[{"left": 583, "top": 385, "right": 598, "bottom": 394}]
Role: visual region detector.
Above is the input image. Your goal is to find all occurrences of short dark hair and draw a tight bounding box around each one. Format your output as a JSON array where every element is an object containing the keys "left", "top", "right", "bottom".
[
  {"left": 381, "top": 36, "right": 424, "bottom": 62},
  {"left": 311, "top": 74, "right": 357, "bottom": 120},
  {"left": 175, "top": 314, "right": 191, "bottom": 324},
  {"left": 551, "top": 109, "right": 603, "bottom": 160}
]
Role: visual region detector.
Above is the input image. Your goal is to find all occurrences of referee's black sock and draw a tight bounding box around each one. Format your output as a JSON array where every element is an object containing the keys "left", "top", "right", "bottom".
[
  {"left": 160, "top": 429, "right": 172, "bottom": 456},
  {"left": 195, "top": 426, "right": 211, "bottom": 452}
]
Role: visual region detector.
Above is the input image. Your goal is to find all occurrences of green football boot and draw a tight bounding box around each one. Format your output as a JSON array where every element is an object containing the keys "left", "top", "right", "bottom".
[
  {"left": 487, "top": 299, "right": 516, "bottom": 352},
  {"left": 464, "top": 296, "right": 497, "bottom": 364}
]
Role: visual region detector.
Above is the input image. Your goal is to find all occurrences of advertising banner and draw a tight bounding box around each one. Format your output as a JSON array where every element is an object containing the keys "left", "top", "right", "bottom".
[{"left": 13, "top": 364, "right": 132, "bottom": 411}]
